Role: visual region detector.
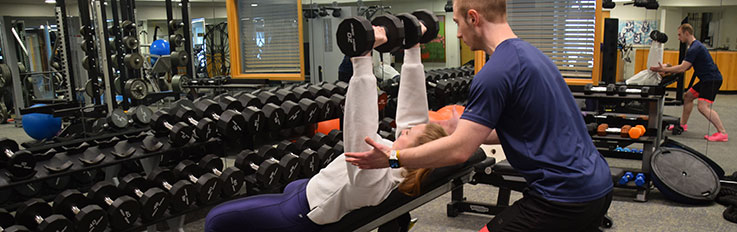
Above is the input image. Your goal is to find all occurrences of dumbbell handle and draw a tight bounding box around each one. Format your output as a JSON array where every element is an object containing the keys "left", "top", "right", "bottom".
[
  {"left": 34, "top": 215, "right": 44, "bottom": 224},
  {"left": 186, "top": 174, "right": 199, "bottom": 184},
  {"left": 370, "top": 26, "right": 390, "bottom": 51},
  {"left": 71, "top": 206, "right": 81, "bottom": 214},
  {"left": 185, "top": 117, "right": 199, "bottom": 126},
  {"left": 248, "top": 162, "right": 260, "bottom": 171},
  {"left": 160, "top": 181, "right": 174, "bottom": 191},
  {"left": 209, "top": 113, "right": 221, "bottom": 121},
  {"left": 2, "top": 149, "right": 12, "bottom": 158},
  {"left": 103, "top": 197, "right": 115, "bottom": 206},
  {"left": 210, "top": 168, "right": 222, "bottom": 176},
  {"left": 163, "top": 121, "right": 175, "bottom": 130},
  {"left": 133, "top": 189, "right": 145, "bottom": 198}
]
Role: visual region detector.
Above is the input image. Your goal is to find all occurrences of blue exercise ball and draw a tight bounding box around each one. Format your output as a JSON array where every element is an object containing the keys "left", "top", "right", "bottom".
[
  {"left": 22, "top": 104, "right": 62, "bottom": 140},
  {"left": 150, "top": 39, "right": 171, "bottom": 65}
]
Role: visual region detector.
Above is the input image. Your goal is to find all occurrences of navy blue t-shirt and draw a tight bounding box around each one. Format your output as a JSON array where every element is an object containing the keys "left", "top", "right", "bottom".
[
  {"left": 684, "top": 40, "right": 722, "bottom": 81},
  {"left": 460, "top": 38, "right": 613, "bottom": 202}
]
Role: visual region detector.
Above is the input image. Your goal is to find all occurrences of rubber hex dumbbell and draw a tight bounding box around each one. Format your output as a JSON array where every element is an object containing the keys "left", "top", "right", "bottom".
[
  {"left": 174, "top": 106, "right": 217, "bottom": 142},
  {"left": 15, "top": 199, "right": 73, "bottom": 232},
  {"left": 315, "top": 96, "right": 338, "bottom": 121},
  {"left": 199, "top": 154, "right": 246, "bottom": 197},
  {"left": 256, "top": 91, "right": 281, "bottom": 106},
  {"left": 174, "top": 160, "right": 222, "bottom": 205},
  {"left": 281, "top": 100, "right": 304, "bottom": 128},
  {"left": 295, "top": 136, "right": 321, "bottom": 151},
  {"left": 326, "top": 129, "right": 343, "bottom": 146},
  {"left": 274, "top": 89, "right": 298, "bottom": 104},
  {"left": 195, "top": 99, "right": 247, "bottom": 140},
  {"left": 53, "top": 190, "right": 108, "bottom": 232},
  {"left": 337, "top": 14, "right": 405, "bottom": 57},
  {"left": 397, "top": 9, "right": 440, "bottom": 49},
  {"left": 93, "top": 109, "right": 130, "bottom": 133},
  {"left": 0, "top": 209, "right": 19, "bottom": 231},
  {"left": 119, "top": 173, "right": 170, "bottom": 221},
  {"left": 240, "top": 106, "right": 266, "bottom": 134},
  {"left": 330, "top": 94, "right": 346, "bottom": 117},
  {"left": 292, "top": 86, "right": 314, "bottom": 100},
  {"left": 148, "top": 168, "right": 196, "bottom": 212},
  {"left": 238, "top": 93, "right": 263, "bottom": 108},
  {"left": 235, "top": 150, "right": 282, "bottom": 187},
  {"left": 276, "top": 141, "right": 319, "bottom": 178},
  {"left": 262, "top": 103, "right": 286, "bottom": 131},
  {"left": 257, "top": 145, "right": 301, "bottom": 183},
  {"left": 127, "top": 105, "right": 154, "bottom": 127},
  {"left": 0, "top": 138, "right": 35, "bottom": 179},
  {"left": 298, "top": 98, "right": 319, "bottom": 124},
  {"left": 308, "top": 85, "right": 331, "bottom": 99},
  {"left": 214, "top": 94, "right": 244, "bottom": 112},
  {"left": 316, "top": 144, "right": 337, "bottom": 168},
  {"left": 88, "top": 181, "right": 141, "bottom": 230},
  {"left": 150, "top": 111, "right": 194, "bottom": 146}
]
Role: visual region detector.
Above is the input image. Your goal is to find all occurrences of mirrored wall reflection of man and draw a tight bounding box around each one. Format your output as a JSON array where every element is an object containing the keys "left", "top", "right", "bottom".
[{"left": 650, "top": 23, "right": 727, "bottom": 142}]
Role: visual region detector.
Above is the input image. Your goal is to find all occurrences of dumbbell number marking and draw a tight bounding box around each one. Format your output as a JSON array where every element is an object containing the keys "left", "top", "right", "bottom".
[
  {"left": 228, "top": 177, "right": 239, "bottom": 192},
  {"left": 274, "top": 114, "right": 281, "bottom": 126},
  {"left": 89, "top": 215, "right": 105, "bottom": 232},
  {"left": 152, "top": 198, "right": 165, "bottom": 218},
  {"left": 14, "top": 161, "right": 31, "bottom": 170},
  {"left": 119, "top": 209, "right": 133, "bottom": 224},
  {"left": 347, "top": 24, "right": 356, "bottom": 51},
  {"left": 206, "top": 183, "right": 218, "bottom": 201},
  {"left": 254, "top": 115, "right": 260, "bottom": 131},
  {"left": 288, "top": 164, "right": 297, "bottom": 180},
  {"left": 268, "top": 171, "right": 277, "bottom": 185},
  {"left": 180, "top": 189, "right": 191, "bottom": 206},
  {"left": 307, "top": 109, "right": 316, "bottom": 122},
  {"left": 289, "top": 111, "right": 300, "bottom": 121},
  {"left": 178, "top": 133, "right": 191, "bottom": 142},
  {"left": 232, "top": 124, "right": 242, "bottom": 133},
  {"left": 205, "top": 127, "right": 214, "bottom": 140},
  {"left": 114, "top": 114, "right": 127, "bottom": 123}
]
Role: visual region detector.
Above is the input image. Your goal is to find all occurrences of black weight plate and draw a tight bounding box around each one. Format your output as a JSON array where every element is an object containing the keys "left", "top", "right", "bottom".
[
  {"left": 397, "top": 13, "right": 422, "bottom": 49},
  {"left": 651, "top": 147, "right": 720, "bottom": 204},
  {"left": 336, "top": 17, "right": 374, "bottom": 57},
  {"left": 372, "top": 15, "right": 404, "bottom": 53},
  {"left": 413, "top": 9, "right": 439, "bottom": 43}
]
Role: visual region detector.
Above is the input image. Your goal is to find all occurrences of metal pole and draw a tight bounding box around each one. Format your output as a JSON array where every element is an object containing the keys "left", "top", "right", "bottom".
[
  {"left": 0, "top": 17, "right": 24, "bottom": 127},
  {"left": 94, "top": 0, "right": 116, "bottom": 112},
  {"left": 181, "top": 0, "right": 193, "bottom": 77}
]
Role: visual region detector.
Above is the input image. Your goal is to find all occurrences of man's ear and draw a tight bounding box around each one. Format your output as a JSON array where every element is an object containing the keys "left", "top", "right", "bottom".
[{"left": 468, "top": 9, "right": 480, "bottom": 25}]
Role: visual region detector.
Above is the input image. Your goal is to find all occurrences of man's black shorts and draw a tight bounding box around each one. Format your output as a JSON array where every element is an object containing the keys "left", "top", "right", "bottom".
[
  {"left": 485, "top": 189, "right": 613, "bottom": 232},
  {"left": 690, "top": 79, "right": 723, "bottom": 103}
]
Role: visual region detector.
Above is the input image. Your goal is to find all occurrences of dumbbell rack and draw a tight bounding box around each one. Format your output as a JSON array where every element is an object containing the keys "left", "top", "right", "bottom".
[{"left": 570, "top": 84, "right": 666, "bottom": 202}]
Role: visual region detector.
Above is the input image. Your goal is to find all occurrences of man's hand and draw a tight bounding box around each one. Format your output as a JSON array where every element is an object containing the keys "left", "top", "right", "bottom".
[
  {"left": 649, "top": 62, "right": 665, "bottom": 72},
  {"left": 431, "top": 107, "right": 461, "bottom": 135},
  {"left": 344, "top": 137, "right": 391, "bottom": 169}
]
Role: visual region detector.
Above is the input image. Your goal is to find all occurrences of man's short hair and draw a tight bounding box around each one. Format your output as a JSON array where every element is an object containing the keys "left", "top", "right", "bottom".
[
  {"left": 679, "top": 23, "right": 694, "bottom": 35},
  {"left": 455, "top": 0, "right": 506, "bottom": 23}
]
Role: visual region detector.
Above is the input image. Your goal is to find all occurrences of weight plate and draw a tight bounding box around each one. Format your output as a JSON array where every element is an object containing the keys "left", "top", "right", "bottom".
[
  {"left": 0, "top": 64, "right": 9, "bottom": 88},
  {"left": 114, "top": 76, "right": 123, "bottom": 94},
  {"left": 412, "top": 9, "right": 440, "bottom": 43},
  {"left": 123, "top": 36, "right": 140, "bottom": 50},
  {"left": 124, "top": 79, "right": 148, "bottom": 100},
  {"left": 171, "top": 51, "right": 189, "bottom": 66},
  {"left": 124, "top": 53, "right": 144, "bottom": 69},
  {"left": 84, "top": 79, "right": 101, "bottom": 98},
  {"left": 0, "top": 103, "right": 8, "bottom": 124},
  {"left": 336, "top": 17, "right": 374, "bottom": 57},
  {"left": 169, "top": 34, "right": 184, "bottom": 47},
  {"left": 110, "top": 54, "right": 119, "bottom": 69},
  {"left": 82, "top": 56, "right": 91, "bottom": 70},
  {"left": 171, "top": 74, "right": 190, "bottom": 92},
  {"left": 80, "top": 40, "right": 88, "bottom": 53},
  {"left": 372, "top": 14, "right": 405, "bottom": 54}
]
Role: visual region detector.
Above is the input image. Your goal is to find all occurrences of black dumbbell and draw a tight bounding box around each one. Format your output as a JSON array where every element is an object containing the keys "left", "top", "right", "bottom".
[
  {"left": 330, "top": 94, "right": 346, "bottom": 117},
  {"left": 321, "top": 83, "right": 343, "bottom": 96},
  {"left": 281, "top": 100, "right": 304, "bottom": 128},
  {"left": 316, "top": 144, "right": 337, "bottom": 168},
  {"left": 150, "top": 111, "right": 193, "bottom": 146},
  {"left": 199, "top": 154, "right": 246, "bottom": 197},
  {"left": 241, "top": 106, "right": 266, "bottom": 134},
  {"left": 148, "top": 168, "right": 197, "bottom": 212},
  {"left": 262, "top": 103, "right": 286, "bottom": 130},
  {"left": 276, "top": 141, "right": 319, "bottom": 178},
  {"left": 397, "top": 10, "right": 440, "bottom": 49},
  {"left": 326, "top": 129, "right": 343, "bottom": 146},
  {"left": 257, "top": 145, "right": 300, "bottom": 183},
  {"left": 214, "top": 94, "right": 244, "bottom": 112},
  {"left": 308, "top": 85, "right": 331, "bottom": 99},
  {"left": 127, "top": 106, "right": 153, "bottom": 127},
  {"left": 311, "top": 133, "right": 332, "bottom": 147},
  {"left": 174, "top": 160, "right": 222, "bottom": 205},
  {"left": 298, "top": 98, "right": 319, "bottom": 124},
  {"left": 238, "top": 93, "right": 262, "bottom": 108},
  {"left": 315, "top": 96, "right": 337, "bottom": 121},
  {"left": 274, "top": 89, "right": 298, "bottom": 104},
  {"left": 0, "top": 209, "right": 18, "bottom": 231},
  {"left": 337, "top": 14, "right": 405, "bottom": 57},
  {"left": 119, "top": 173, "right": 170, "bottom": 221},
  {"left": 173, "top": 98, "right": 197, "bottom": 110},
  {"left": 295, "top": 136, "right": 321, "bottom": 151},
  {"left": 0, "top": 138, "right": 35, "bottom": 179},
  {"left": 195, "top": 99, "right": 247, "bottom": 140},
  {"left": 333, "top": 140, "right": 344, "bottom": 155},
  {"left": 15, "top": 199, "right": 73, "bottom": 232},
  {"left": 88, "top": 181, "right": 141, "bottom": 230},
  {"left": 256, "top": 91, "right": 280, "bottom": 106},
  {"left": 174, "top": 106, "right": 217, "bottom": 142},
  {"left": 54, "top": 190, "right": 108, "bottom": 232},
  {"left": 235, "top": 150, "right": 282, "bottom": 187},
  {"left": 292, "top": 86, "right": 314, "bottom": 100},
  {"left": 92, "top": 108, "right": 130, "bottom": 133}
]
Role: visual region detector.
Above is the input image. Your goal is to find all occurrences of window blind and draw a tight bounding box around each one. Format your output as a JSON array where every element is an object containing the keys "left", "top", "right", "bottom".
[
  {"left": 237, "top": 0, "right": 300, "bottom": 74},
  {"left": 507, "top": 0, "right": 596, "bottom": 78}
]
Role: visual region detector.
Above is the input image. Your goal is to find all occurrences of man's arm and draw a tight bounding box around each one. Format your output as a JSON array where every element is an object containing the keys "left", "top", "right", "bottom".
[
  {"left": 651, "top": 61, "right": 692, "bottom": 73},
  {"left": 484, "top": 130, "right": 500, "bottom": 144},
  {"left": 345, "top": 119, "right": 492, "bottom": 169}
]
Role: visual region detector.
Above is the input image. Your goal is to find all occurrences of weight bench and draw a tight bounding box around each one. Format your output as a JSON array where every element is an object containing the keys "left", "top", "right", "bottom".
[
  {"left": 447, "top": 159, "right": 614, "bottom": 229},
  {"left": 321, "top": 149, "right": 491, "bottom": 232}
]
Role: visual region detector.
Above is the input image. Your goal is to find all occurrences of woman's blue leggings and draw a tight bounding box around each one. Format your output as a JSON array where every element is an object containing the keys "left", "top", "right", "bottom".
[{"left": 205, "top": 179, "right": 322, "bottom": 232}]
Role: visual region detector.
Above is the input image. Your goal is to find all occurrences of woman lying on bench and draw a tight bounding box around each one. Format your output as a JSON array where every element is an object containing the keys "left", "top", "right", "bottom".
[{"left": 205, "top": 28, "right": 445, "bottom": 232}]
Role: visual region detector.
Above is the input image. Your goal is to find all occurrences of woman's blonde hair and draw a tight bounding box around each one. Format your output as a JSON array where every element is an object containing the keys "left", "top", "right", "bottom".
[{"left": 397, "top": 123, "right": 448, "bottom": 197}]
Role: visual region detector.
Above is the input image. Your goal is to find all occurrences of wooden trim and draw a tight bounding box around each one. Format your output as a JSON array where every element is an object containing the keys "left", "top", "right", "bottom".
[
  {"left": 226, "top": 0, "right": 305, "bottom": 81},
  {"left": 474, "top": 51, "right": 486, "bottom": 74},
  {"left": 564, "top": 78, "right": 594, "bottom": 85}
]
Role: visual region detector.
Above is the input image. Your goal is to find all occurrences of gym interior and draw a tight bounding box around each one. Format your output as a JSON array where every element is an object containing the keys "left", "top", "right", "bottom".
[{"left": 0, "top": 0, "right": 736, "bottom": 231}]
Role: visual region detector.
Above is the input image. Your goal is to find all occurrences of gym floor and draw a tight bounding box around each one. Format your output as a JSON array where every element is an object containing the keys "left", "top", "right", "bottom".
[{"left": 0, "top": 92, "right": 735, "bottom": 231}]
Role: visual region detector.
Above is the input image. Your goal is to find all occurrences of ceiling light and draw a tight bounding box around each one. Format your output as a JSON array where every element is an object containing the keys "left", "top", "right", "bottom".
[
  {"left": 45, "top": 0, "right": 56, "bottom": 4},
  {"left": 251, "top": 3, "right": 258, "bottom": 7}
]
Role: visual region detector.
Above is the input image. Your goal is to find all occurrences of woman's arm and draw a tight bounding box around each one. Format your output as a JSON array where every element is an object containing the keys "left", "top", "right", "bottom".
[
  {"left": 394, "top": 46, "right": 429, "bottom": 136},
  {"left": 343, "top": 55, "right": 388, "bottom": 186}
]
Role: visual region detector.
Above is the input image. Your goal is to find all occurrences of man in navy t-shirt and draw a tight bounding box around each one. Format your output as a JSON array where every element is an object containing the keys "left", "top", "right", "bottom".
[
  {"left": 345, "top": 0, "right": 613, "bottom": 231},
  {"left": 651, "top": 23, "right": 728, "bottom": 142}
]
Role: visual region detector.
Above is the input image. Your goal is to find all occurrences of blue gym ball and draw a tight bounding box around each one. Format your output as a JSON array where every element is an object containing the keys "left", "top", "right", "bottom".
[
  {"left": 150, "top": 39, "right": 171, "bottom": 65},
  {"left": 22, "top": 104, "right": 62, "bottom": 140}
]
